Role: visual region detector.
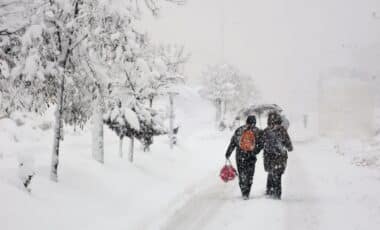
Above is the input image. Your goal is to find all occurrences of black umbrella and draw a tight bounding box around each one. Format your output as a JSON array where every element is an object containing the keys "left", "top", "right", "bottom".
[
  {"left": 237, "top": 104, "right": 282, "bottom": 118},
  {"left": 236, "top": 104, "right": 283, "bottom": 128}
]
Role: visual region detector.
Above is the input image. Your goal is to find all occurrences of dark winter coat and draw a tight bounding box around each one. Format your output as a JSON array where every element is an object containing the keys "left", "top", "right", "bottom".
[
  {"left": 225, "top": 125, "right": 263, "bottom": 159},
  {"left": 262, "top": 125, "right": 293, "bottom": 174},
  {"left": 225, "top": 125, "right": 263, "bottom": 196}
]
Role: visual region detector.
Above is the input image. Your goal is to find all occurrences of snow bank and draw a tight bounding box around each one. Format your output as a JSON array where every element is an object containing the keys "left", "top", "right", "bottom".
[{"left": 0, "top": 86, "right": 226, "bottom": 230}]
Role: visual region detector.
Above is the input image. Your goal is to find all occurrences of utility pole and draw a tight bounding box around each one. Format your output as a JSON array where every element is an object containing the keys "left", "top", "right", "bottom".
[{"left": 303, "top": 114, "right": 308, "bottom": 129}]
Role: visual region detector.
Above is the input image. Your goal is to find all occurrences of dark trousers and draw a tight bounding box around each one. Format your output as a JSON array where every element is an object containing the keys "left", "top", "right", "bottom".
[
  {"left": 266, "top": 172, "right": 282, "bottom": 199},
  {"left": 236, "top": 152, "right": 256, "bottom": 197}
]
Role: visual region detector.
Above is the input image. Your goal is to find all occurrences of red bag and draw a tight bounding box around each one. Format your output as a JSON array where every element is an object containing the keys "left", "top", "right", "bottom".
[{"left": 220, "top": 160, "right": 237, "bottom": 183}]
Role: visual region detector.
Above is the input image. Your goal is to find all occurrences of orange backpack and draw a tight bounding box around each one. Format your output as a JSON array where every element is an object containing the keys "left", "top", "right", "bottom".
[{"left": 239, "top": 129, "right": 256, "bottom": 152}]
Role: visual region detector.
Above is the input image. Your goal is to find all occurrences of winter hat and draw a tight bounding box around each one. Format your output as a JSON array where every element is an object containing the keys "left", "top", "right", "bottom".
[
  {"left": 246, "top": 115, "right": 256, "bottom": 126},
  {"left": 267, "top": 112, "right": 281, "bottom": 126}
]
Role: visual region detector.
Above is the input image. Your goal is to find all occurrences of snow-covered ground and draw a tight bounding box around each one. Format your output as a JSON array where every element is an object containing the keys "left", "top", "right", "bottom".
[
  {"left": 174, "top": 138, "right": 380, "bottom": 230},
  {"left": 1, "top": 87, "right": 380, "bottom": 230}
]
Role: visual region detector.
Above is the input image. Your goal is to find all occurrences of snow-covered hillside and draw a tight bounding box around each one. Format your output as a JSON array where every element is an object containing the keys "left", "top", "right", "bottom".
[{"left": 1, "top": 87, "right": 380, "bottom": 230}]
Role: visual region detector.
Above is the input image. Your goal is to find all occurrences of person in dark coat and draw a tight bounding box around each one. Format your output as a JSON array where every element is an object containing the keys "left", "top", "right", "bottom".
[
  {"left": 225, "top": 115, "right": 263, "bottom": 200},
  {"left": 263, "top": 112, "right": 293, "bottom": 199}
]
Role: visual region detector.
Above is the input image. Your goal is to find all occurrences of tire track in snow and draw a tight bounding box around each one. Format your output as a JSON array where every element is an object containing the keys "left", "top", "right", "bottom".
[
  {"left": 159, "top": 178, "right": 233, "bottom": 230},
  {"left": 156, "top": 142, "right": 320, "bottom": 230},
  {"left": 284, "top": 142, "right": 320, "bottom": 230}
]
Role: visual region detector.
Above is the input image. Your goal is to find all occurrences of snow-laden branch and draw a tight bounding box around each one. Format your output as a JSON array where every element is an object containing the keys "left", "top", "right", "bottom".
[
  {"left": 0, "top": 0, "right": 48, "bottom": 35},
  {"left": 143, "top": 0, "right": 186, "bottom": 16},
  {"left": 69, "top": 34, "right": 89, "bottom": 51},
  {"left": 0, "top": 49, "right": 16, "bottom": 68},
  {"left": 0, "top": 0, "right": 31, "bottom": 9},
  {"left": 165, "top": 0, "right": 186, "bottom": 5},
  {"left": 0, "top": 28, "right": 25, "bottom": 36}
]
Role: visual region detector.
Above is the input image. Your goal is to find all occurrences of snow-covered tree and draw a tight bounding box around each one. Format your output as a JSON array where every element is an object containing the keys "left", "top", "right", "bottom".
[
  {"left": 103, "top": 101, "right": 140, "bottom": 161},
  {"left": 1, "top": 0, "right": 109, "bottom": 181},
  {"left": 141, "top": 45, "right": 187, "bottom": 149},
  {"left": 106, "top": 55, "right": 169, "bottom": 152},
  {"left": 0, "top": 0, "right": 187, "bottom": 177},
  {"left": 86, "top": 0, "right": 187, "bottom": 161},
  {"left": 0, "top": 0, "right": 38, "bottom": 118},
  {"left": 144, "top": 44, "right": 188, "bottom": 107},
  {"left": 81, "top": 0, "right": 147, "bottom": 164},
  {"left": 27, "top": 0, "right": 95, "bottom": 182},
  {"left": 200, "top": 63, "right": 258, "bottom": 129},
  {"left": 97, "top": 12, "right": 188, "bottom": 154},
  {"left": 104, "top": 100, "right": 167, "bottom": 160}
]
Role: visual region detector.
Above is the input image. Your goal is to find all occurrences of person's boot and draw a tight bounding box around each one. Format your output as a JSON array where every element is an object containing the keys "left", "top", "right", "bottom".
[
  {"left": 242, "top": 190, "right": 250, "bottom": 200},
  {"left": 271, "top": 188, "right": 281, "bottom": 200},
  {"left": 266, "top": 187, "right": 274, "bottom": 197},
  {"left": 274, "top": 190, "right": 282, "bottom": 200}
]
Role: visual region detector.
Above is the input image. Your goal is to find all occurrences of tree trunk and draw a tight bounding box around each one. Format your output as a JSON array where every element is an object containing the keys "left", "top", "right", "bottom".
[
  {"left": 92, "top": 86, "right": 105, "bottom": 163},
  {"left": 119, "top": 136, "right": 123, "bottom": 158},
  {"left": 149, "top": 96, "right": 154, "bottom": 108},
  {"left": 51, "top": 75, "right": 65, "bottom": 182},
  {"left": 303, "top": 114, "right": 308, "bottom": 129},
  {"left": 50, "top": 0, "right": 80, "bottom": 182},
  {"left": 143, "top": 140, "right": 150, "bottom": 152},
  {"left": 169, "top": 93, "right": 175, "bottom": 149},
  {"left": 128, "top": 137, "right": 134, "bottom": 162}
]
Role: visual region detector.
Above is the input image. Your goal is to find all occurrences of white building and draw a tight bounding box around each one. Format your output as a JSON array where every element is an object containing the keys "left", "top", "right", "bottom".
[{"left": 319, "top": 69, "right": 376, "bottom": 139}]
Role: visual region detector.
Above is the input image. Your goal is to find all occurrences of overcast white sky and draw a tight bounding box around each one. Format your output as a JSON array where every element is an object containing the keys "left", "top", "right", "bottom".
[{"left": 143, "top": 0, "right": 380, "bottom": 113}]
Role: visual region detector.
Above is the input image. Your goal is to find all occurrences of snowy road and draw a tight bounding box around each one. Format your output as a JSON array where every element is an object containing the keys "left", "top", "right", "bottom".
[
  {"left": 2, "top": 88, "right": 380, "bottom": 230},
  {"left": 160, "top": 178, "right": 233, "bottom": 230},
  {"left": 155, "top": 139, "right": 380, "bottom": 230}
]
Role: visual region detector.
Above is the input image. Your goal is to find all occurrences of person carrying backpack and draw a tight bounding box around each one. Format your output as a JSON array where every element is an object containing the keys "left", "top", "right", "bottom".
[
  {"left": 263, "top": 112, "right": 293, "bottom": 200},
  {"left": 225, "top": 115, "right": 263, "bottom": 200}
]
